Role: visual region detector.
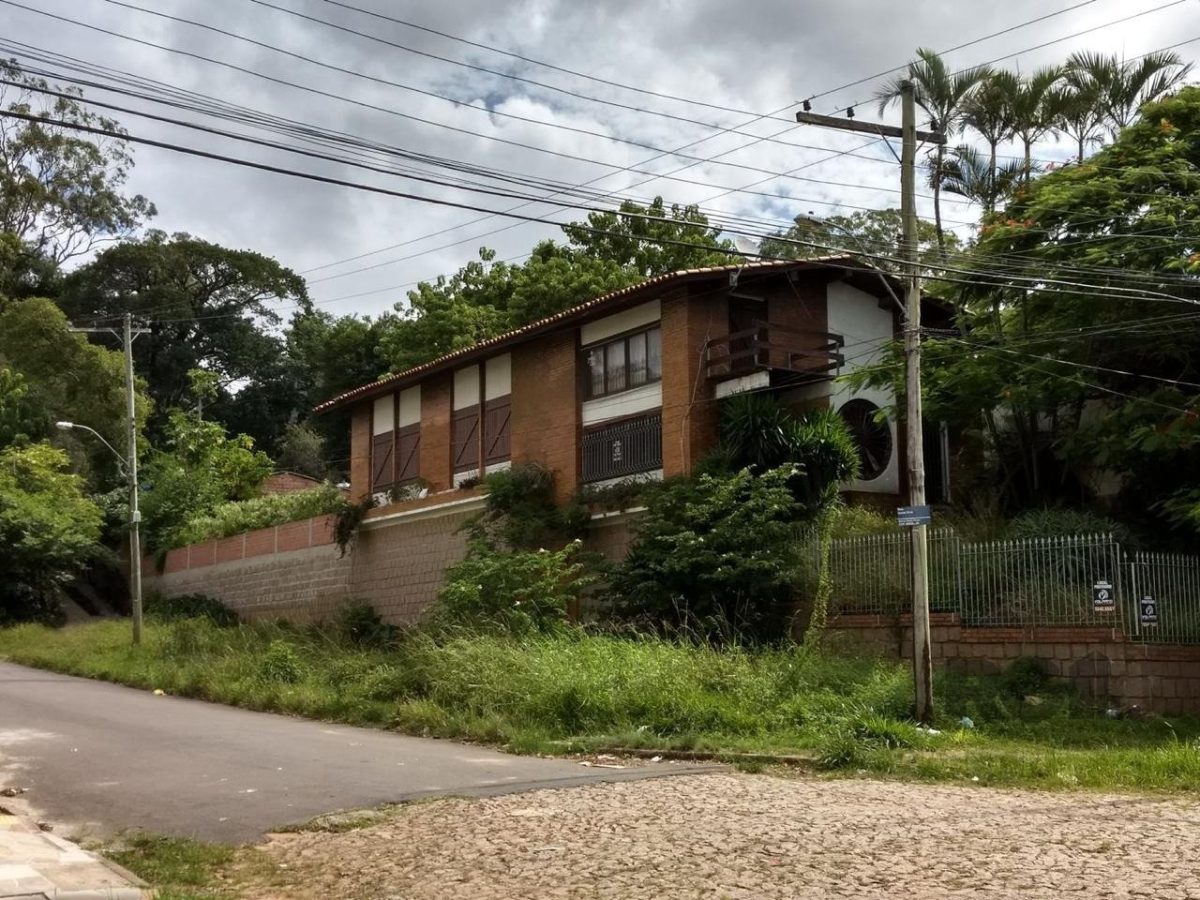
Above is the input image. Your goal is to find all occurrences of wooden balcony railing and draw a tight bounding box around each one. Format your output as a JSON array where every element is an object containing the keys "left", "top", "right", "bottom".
[{"left": 706, "top": 320, "right": 844, "bottom": 381}]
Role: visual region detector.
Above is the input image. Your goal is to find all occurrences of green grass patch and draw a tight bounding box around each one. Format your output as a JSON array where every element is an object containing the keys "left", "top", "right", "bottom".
[
  {"left": 2, "top": 619, "right": 1198, "bottom": 792},
  {"left": 105, "top": 834, "right": 236, "bottom": 900}
]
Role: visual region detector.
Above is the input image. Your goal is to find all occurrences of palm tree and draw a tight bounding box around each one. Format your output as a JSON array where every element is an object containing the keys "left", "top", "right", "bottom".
[
  {"left": 876, "top": 48, "right": 991, "bottom": 255},
  {"left": 938, "top": 145, "right": 1024, "bottom": 213},
  {"left": 1065, "top": 51, "right": 1193, "bottom": 139},
  {"left": 1052, "top": 82, "right": 1107, "bottom": 163},
  {"left": 1007, "top": 66, "right": 1065, "bottom": 181},
  {"left": 963, "top": 70, "right": 1019, "bottom": 191}
]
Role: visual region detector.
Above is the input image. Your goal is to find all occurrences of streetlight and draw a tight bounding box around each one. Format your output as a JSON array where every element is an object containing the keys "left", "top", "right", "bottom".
[{"left": 57, "top": 420, "right": 143, "bottom": 644}]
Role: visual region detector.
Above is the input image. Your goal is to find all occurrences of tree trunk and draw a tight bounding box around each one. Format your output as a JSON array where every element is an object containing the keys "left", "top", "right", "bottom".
[
  {"left": 987, "top": 140, "right": 997, "bottom": 213},
  {"left": 1023, "top": 137, "right": 1033, "bottom": 183},
  {"left": 933, "top": 144, "right": 946, "bottom": 257},
  {"left": 1077, "top": 134, "right": 1085, "bottom": 163}
]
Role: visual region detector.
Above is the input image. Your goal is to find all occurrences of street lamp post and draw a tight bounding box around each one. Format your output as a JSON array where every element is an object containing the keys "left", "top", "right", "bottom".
[{"left": 57, "top": 420, "right": 143, "bottom": 645}]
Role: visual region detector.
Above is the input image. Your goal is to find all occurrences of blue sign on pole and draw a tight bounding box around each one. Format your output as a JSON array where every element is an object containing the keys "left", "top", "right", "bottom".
[{"left": 897, "top": 505, "right": 932, "bottom": 527}]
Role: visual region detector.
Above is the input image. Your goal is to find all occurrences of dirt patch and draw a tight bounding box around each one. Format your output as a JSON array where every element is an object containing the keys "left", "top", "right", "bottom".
[{"left": 234, "top": 773, "right": 1200, "bottom": 899}]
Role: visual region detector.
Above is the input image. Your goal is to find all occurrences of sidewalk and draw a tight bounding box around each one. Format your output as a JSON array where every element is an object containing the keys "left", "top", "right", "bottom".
[{"left": 0, "top": 811, "right": 145, "bottom": 900}]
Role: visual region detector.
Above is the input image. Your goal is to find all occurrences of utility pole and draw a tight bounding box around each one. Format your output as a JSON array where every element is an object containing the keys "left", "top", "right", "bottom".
[
  {"left": 123, "top": 313, "right": 144, "bottom": 645},
  {"left": 796, "top": 83, "right": 942, "bottom": 722},
  {"left": 69, "top": 315, "right": 151, "bottom": 645}
]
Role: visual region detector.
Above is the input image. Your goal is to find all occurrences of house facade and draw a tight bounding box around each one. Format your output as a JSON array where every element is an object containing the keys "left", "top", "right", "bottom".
[{"left": 318, "top": 257, "right": 936, "bottom": 511}]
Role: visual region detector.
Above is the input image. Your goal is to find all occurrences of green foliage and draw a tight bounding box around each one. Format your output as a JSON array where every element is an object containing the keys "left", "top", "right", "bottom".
[
  {"left": 5, "top": 619, "right": 1200, "bottom": 790},
  {"left": 333, "top": 495, "right": 375, "bottom": 557},
  {"left": 1003, "top": 656, "right": 1048, "bottom": 699},
  {"left": 472, "top": 463, "right": 586, "bottom": 550},
  {"left": 0, "top": 442, "right": 103, "bottom": 624},
  {"left": 0, "top": 296, "right": 148, "bottom": 486},
  {"left": 332, "top": 601, "right": 397, "bottom": 650},
  {"left": 275, "top": 423, "right": 328, "bottom": 480},
  {"left": 59, "top": 230, "right": 309, "bottom": 446},
  {"left": 718, "top": 394, "right": 860, "bottom": 511},
  {"left": 761, "top": 208, "right": 952, "bottom": 276},
  {"left": 105, "top": 834, "right": 235, "bottom": 900},
  {"left": 1007, "top": 508, "right": 1129, "bottom": 543},
  {"left": 0, "top": 61, "right": 155, "bottom": 263},
  {"left": 378, "top": 199, "right": 730, "bottom": 373},
  {"left": 611, "top": 468, "right": 808, "bottom": 642},
  {"left": 144, "top": 592, "right": 239, "bottom": 627},
  {"left": 258, "top": 639, "right": 305, "bottom": 683},
  {"left": 140, "top": 410, "right": 273, "bottom": 552},
  {"left": 170, "top": 483, "right": 344, "bottom": 548},
  {"left": 431, "top": 540, "right": 595, "bottom": 636}
]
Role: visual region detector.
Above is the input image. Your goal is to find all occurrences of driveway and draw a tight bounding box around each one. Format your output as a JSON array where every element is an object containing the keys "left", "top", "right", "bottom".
[{"left": 0, "top": 662, "right": 712, "bottom": 842}]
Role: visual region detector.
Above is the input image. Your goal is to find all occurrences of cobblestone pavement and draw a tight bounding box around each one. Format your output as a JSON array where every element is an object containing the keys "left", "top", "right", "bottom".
[{"left": 235, "top": 772, "right": 1200, "bottom": 899}]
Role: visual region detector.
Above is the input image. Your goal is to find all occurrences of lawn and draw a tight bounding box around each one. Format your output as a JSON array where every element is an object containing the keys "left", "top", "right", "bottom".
[{"left": 1, "top": 616, "right": 1198, "bottom": 791}]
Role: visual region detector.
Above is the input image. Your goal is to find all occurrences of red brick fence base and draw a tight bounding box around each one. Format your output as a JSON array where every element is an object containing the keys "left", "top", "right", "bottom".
[{"left": 831, "top": 612, "right": 1200, "bottom": 715}]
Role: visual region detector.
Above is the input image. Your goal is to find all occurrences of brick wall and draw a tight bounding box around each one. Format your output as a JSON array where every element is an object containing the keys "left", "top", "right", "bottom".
[
  {"left": 420, "top": 373, "right": 453, "bottom": 492},
  {"left": 661, "top": 287, "right": 720, "bottom": 477},
  {"left": 350, "top": 405, "right": 371, "bottom": 502},
  {"left": 831, "top": 613, "right": 1200, "bottom": 715},
  {"left": 511, "top": 330, "right": 579, "bottom": 504},
  {"left": 143, "top": 497, "right": 486, "bottom": 627}
]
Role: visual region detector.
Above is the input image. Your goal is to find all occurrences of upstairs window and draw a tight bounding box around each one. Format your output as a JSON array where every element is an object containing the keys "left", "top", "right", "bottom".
[{"left": 584, "top": 326, "right": 662, "bottom": 399}]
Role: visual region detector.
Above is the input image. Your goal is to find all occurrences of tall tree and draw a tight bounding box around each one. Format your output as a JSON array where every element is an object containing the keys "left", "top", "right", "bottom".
[
  {"left": 760, "top": 208, "right": 952, "bottom": 277},
  {"left": 1052, "top": 82, "right": 1108, "bottom": 163},
  {"left": 854, "top": 87, "right": 1200, "bottom": 529},
  {"left": 876, "top": 49, "right": 991, "bottom": 254},
  {"left": 938, "top": 145, "right": 1024, "bottom": 213},
  {"left": 1007, "top": 67, "right": 1065, "bottom": 181},
  {"left": 963, "top": 69, "right": 1019, "bottom": 198},
  {"left": 0, "top": 61, "right": 155, "bottom": 264},
  {"left": 59, "top": 231, "right": 309, "bottom": 442},
  {"left": 1065, "top": 51, "right": 1193, "bottom": 139}
]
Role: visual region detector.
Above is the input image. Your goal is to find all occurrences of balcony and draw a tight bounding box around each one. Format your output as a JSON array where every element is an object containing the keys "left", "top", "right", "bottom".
[{"left": 706, "top": 319, "right": 844, "bottom": 384}]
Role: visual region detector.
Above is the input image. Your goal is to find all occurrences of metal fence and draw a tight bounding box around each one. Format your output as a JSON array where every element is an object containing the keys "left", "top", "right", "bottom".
[{"left": 811, "top": 530, "right": 1200, "bottom": 644}]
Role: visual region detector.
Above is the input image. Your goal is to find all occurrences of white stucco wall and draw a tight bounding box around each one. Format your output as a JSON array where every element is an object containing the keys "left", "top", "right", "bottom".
[
  {"left": 372, "top": 394, "right": 394, "bottom": 435},
  {"left": 398, "top": 386, "right": 420, "bottom": 428},
  {"left": 826, "top": 281, "right": 900, "bottom": 495},
  {"left": 453, "top": 365, "right": 480, "bottom": 410},
  {"left": 581, "top": 382, "right": 662, "bottom": 426},
  {"left": 485, "top": 353, "right": 512, "bottom": 400}
]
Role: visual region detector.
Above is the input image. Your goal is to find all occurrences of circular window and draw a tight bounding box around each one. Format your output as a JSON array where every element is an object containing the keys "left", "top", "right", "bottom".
[{"left": 839, "top": 399, "right": 892, "bottom": 482}]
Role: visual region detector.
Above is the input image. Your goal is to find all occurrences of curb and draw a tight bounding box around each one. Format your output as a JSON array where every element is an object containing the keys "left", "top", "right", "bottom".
[{"left": 594, "top": 747, "right": 819, "bottom": 766}]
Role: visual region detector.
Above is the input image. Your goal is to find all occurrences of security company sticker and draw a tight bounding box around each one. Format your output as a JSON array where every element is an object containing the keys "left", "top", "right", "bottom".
[
  {"left": 1092, "top": 580, "right": 1114, "bottom": 613},
  {"left": 1140, "top": 596, "right": 1159, "bottom": 627}
]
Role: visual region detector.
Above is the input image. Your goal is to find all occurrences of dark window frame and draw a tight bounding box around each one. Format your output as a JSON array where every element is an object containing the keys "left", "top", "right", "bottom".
[
  {"left": 582, "top": 325, "right": 663, "bottom": 400},
  {"left": 581, "top": 410, "right": 663, "bottom": 483}
]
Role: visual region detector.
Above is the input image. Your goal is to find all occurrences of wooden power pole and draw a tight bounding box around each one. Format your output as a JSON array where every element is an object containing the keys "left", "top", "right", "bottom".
[{"left": 796, "top": 82, "right": 942, "bottom": 722}]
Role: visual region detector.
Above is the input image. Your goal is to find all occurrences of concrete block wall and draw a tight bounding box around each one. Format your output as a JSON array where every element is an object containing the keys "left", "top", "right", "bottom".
[{"left": 831, "top": 612, "right": 1200, "bottom": 715}]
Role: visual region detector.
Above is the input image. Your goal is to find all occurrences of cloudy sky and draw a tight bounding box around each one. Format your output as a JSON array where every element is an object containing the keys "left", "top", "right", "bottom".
[{"left": 3, "top": 0, "right": 1197, "bottom": 321}]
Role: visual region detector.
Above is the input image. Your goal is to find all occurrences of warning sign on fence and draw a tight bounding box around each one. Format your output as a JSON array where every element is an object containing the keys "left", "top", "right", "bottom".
[
  {"left": 1140, "top": 595, "right": 1159, "bottom": 627},
  {"left": 1093, "top": 580, "right": 1115, "bottom": 613}
]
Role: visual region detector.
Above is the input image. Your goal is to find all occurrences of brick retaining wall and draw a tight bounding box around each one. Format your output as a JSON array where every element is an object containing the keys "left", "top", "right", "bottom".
[{"left": 831, "top": 612, "right": 1200, "bottom": 715}]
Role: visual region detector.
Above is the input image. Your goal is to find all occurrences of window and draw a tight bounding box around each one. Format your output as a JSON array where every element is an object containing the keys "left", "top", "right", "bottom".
[
  {"left": 582, "top": 412, "right": 663, "bottom": 482},
  {"left": 838, "top": 398, "right": 893, "bottom": 482},
  {"left": 584, "top": 326, "right": 662, "bottom": 399}
]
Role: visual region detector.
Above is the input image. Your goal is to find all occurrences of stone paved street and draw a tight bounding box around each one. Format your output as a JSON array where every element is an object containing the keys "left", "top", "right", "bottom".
[{"left": 235, "top": 772, "right": 1200, "bottom": 899}]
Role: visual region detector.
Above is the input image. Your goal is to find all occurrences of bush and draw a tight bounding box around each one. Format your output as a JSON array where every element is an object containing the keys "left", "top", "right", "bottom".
[
  {"left": 258, "top": 639, "right": 305, "bottom": 683},
  {"left": 1007, "top": 508, "right": 1129, "bottom": 543},
  {"left": 610, "top": 467, "right": 806, "bottom": 642},
  {"left": 1003, "top": 656, "right": 1048, "bottom": 699},
  {"left": 331, "top": 601, "right": 397, "bottom": 650},
  {"left": 145, "top": 592, "right": 239, "bottom": 627},
  {"left": 171, "top": 483, "right": 345, "bottom": 548},
  {"left": 472, "top": 463, "right": 587, "bottom": 550},
  {"left": 430, "top": 540, "right": 597, "bottom": 635}
]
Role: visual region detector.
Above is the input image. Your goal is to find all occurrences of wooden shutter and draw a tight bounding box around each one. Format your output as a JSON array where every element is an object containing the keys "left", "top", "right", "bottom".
[
  {"left": 452, "top": 406, "right": 480, "bottom": 472},
  {"left": 483, "top": 396, "right": 511, "bottom": 465},
  {"left": 371, "top": 432, "right": 394, "bottom": 490},
  {"left": 395, "top": 423, "right": 421, "bottom": 482}
]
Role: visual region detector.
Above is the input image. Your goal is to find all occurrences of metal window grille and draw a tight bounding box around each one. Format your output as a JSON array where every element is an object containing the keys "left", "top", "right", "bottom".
[{"left": 582, "top": 413, "right": 662, "bottom": 483}]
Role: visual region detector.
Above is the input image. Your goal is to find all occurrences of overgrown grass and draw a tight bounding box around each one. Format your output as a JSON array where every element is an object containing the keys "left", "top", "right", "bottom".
[{"left": 2, "top": 618, "right": 1198, "bottom": 791}]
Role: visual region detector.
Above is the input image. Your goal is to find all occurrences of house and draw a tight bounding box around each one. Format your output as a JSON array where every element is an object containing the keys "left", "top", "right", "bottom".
[{"left": 317, "top": 257, "right": 950, "bottom": 510}]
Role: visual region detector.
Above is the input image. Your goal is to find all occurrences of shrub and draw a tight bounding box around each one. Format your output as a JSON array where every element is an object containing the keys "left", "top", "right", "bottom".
[
  {"left": 171, "top": 483, "right": 345, "bottom": 548},
  {"left": 1007, "top": 508, "right": 1129, "bottom": 543},
  {"left": 472, "top": 463, "right": 586, "bottom": 550},
  {"left": 258, "top": 639, "right": 305, "bottom": 683},
  {"left": 430, "top": 540, "right": 597, "bottom": 635},
  {"left": 145, "top": 592, "right": 239, "bottom": 627},
  {"left": 610, "top": 467, "right": 806, "bottom": 642},
  {"left": 1003, "top": 656, "right": 1048, "bottom": 699},
  {"left": 331, "top": 601, "right": 397, "bottom": 650}
]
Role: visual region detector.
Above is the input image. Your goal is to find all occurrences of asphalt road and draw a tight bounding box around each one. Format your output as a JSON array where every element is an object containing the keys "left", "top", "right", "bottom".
[{"left": 0, "top": 662, "right": 711, "bottom": 843}]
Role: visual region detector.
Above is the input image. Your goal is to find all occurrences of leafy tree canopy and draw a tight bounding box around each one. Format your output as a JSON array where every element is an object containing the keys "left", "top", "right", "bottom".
[
  {"left": 0, "top": 442, "right": 103, "bottom": 624},
  {"left": 0, "top": 295, "right": 147, "bottom": 486},
  {"left": 0, "top": 61, "right": 155, "bottom": 263},
  {"left": 377, "top": 198, "right": 732, "bottom": 372},
  {"left": 58, "top": 231, "right": 310, "bottom": 442},
  {"left": 140, "top": 407, "right": 273, "bottom": 552},
  {"left": 855, "top": 87, "right": 1200, "bottom": 531}
]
